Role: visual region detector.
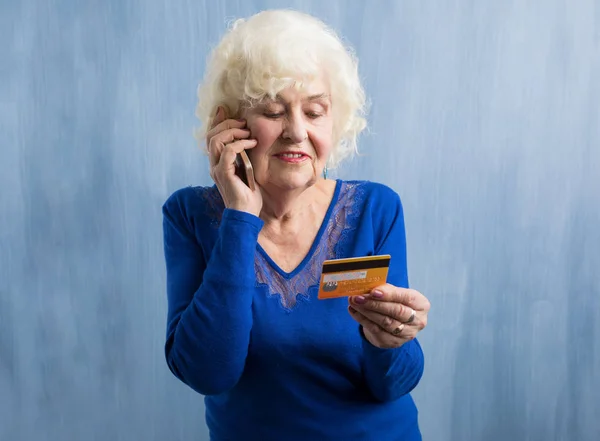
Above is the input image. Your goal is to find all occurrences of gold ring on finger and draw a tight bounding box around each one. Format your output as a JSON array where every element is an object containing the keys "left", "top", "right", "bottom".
[{"left": 404, "top": 308, "right": 416, "bottom": 325}]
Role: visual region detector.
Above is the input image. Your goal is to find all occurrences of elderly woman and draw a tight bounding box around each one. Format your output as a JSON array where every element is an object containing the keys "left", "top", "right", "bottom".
[{"left": 162, "top": 9, "right": 430, "bottom": 441}]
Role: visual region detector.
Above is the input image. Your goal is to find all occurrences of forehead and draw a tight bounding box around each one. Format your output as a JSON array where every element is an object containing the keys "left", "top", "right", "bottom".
[{"left": 265, "top": 77, "right": 330, "bottom": 103}]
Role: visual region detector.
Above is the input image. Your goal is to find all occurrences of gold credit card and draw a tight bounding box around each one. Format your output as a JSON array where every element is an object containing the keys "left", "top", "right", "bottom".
[{"left": 317, "top": 255, "right": 391, "bottom": 300}]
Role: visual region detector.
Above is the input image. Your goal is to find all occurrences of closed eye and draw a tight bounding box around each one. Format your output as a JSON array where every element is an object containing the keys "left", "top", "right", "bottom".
[{"left": 264, "top": 113, "right": 284, "bottom": 119}]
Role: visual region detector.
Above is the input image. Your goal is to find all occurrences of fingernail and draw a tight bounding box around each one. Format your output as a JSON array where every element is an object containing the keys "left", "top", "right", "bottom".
[
  {"left": 371, "top": 290, "right": 383, "bottom": 299},
  {"left": 353, "top": 296, "right": 366, "bottom": 304},
  {"left": 348, "top": 306, "right": 356, "bottom": 313}
]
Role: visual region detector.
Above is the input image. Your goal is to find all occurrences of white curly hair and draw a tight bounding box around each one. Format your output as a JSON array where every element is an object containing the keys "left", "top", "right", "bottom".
[{"left": 194, "top": 9, "right": 368, "bottom": 168}]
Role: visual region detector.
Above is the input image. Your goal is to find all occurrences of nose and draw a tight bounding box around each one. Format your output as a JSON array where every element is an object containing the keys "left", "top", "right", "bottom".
[{"left": 282, "top": 112, "right": 308, "bottom": 143}]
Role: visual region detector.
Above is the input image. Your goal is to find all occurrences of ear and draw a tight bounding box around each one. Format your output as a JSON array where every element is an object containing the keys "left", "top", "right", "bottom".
[{"left": 211, "top": 106, "right": 227, "bottom": 128}]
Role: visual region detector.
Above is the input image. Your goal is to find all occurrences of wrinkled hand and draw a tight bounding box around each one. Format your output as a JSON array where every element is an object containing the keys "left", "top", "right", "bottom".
[
  {"left": 348, "top": 284, "right": 430, "bottom": 349},
  {"left": 207, "top": 107, "right": 262, "bottom": 216}
]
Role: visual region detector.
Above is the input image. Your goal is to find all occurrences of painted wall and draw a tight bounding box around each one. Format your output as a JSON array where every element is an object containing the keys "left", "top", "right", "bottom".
[{"left": 2, "top": 1, "right": 599, "bottom": 439}]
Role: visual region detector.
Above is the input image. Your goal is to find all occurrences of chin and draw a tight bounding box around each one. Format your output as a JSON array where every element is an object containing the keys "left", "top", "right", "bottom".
[{"left": 263, "top": 172, "right": 317, "bottom": 191}]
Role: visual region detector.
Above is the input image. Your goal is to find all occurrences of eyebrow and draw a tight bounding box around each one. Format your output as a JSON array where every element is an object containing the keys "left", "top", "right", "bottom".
[
  {"left": 269, "top": 93, "right": 331, "bottom": 103},
  {"left": 306, "top": 93, "right": 330, "bottom": 101}
]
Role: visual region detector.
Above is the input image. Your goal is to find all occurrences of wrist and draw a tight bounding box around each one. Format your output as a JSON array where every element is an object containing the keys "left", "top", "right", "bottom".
[
  {"left": 229, "top": 204, "right": 261, "bottom": 218},
  {"left": 222, "top": 208, "right": 264, "bottom": 230}
]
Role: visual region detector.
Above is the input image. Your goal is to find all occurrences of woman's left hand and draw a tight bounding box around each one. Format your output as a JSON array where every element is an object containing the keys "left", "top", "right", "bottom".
[{"left": 348, "top": 284, "right": 430, "bottom": 349}]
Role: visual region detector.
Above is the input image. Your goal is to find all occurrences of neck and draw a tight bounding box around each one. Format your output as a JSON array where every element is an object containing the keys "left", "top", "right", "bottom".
[{"left": 259, "top": 179, "right": 331, "bottom": 223}]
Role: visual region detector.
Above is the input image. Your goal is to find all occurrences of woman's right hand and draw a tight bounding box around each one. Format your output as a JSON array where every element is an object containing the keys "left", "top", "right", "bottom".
[{"left": 206, "top": 107, "right": 262, "bottom": 217}]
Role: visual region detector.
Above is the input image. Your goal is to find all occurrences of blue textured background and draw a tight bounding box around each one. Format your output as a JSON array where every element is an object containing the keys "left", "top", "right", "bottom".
[{"left": 2, "top": 1, "right": 599, "bottom": 440}]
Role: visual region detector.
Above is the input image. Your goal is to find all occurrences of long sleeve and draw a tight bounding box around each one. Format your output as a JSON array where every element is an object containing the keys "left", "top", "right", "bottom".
[
  {"left": 361, "top": 188, "right": 425, "bottom": 402},
  {"left": 162, "top": 191, "right": 263, "bottom": 396}
]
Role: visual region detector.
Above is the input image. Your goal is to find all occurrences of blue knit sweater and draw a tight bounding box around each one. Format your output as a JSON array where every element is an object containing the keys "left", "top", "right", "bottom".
[{"left": 162, "top": 180, "right": 424, "bottom": 440}]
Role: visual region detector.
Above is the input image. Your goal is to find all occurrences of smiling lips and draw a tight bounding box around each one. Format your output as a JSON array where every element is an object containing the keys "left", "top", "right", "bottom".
[{"left": 274, "top": 152, "right": 310, "bottom": 163}]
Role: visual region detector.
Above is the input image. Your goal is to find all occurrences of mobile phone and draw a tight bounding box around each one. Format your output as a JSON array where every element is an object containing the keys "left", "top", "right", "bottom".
[{"left": 234, "top": 150, "right": 255, "bottom": 191}]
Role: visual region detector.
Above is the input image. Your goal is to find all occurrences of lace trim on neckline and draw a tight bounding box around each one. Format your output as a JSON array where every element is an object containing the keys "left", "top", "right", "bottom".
[{"left": 195, "top": 182, "right": 366, "bottom": 311}]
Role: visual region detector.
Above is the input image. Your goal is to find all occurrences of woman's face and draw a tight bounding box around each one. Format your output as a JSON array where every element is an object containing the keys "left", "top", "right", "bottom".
[{"left": 240, "top": 77, "right": 334, "bottom": 192}]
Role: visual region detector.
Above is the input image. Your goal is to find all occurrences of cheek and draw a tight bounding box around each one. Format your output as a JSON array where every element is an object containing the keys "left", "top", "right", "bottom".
[
  {"left": 245, "top": 121, "right": 279, "bottom": 169},
  {"left": 309, "top": 127, "right": 334, "bottom": 159},
  {"left": 247, "top": 120, "right": 280, "bottom": 148}
]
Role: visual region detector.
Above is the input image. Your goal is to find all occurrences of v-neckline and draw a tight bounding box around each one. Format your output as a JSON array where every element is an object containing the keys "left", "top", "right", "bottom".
[{"left": 256, "top": 179, "right": 342, "bottom": 279}]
